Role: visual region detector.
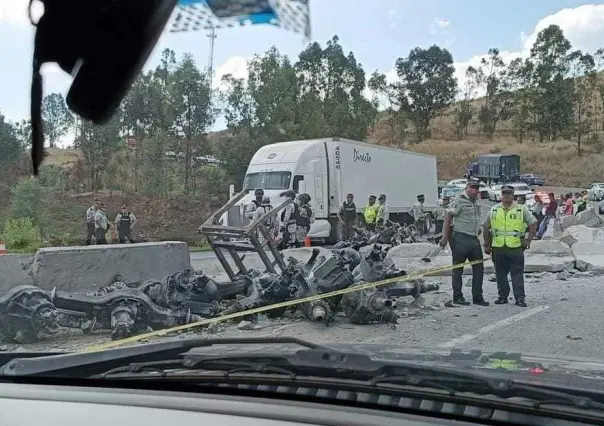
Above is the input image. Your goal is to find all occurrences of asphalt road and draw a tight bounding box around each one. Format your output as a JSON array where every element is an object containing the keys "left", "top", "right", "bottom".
[{"left": 11, "top": 251, "right": 604, "bottom": 362}]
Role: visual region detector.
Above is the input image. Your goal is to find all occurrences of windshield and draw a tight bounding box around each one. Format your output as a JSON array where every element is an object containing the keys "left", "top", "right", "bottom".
[
  {"left": 3, "top": 0, "right": 604, "bottom": 412},
  {"left": 243, "top": 171, "right": 292, "bottom": 190}
]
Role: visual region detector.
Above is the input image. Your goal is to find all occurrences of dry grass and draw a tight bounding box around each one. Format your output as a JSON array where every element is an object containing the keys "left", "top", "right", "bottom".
[{"left": 368, "top": 105, "right": 604, "bottom": 188}]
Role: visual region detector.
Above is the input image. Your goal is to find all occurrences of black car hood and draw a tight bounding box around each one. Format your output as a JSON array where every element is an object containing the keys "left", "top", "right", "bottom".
[{"left": 186, "top": 342, "right": 604, "bottom": 390}]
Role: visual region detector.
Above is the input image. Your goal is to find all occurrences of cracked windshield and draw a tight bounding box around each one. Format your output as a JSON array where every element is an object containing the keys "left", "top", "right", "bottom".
[{"left": 3, "top": 0, "right": 604, "bottom": 393}]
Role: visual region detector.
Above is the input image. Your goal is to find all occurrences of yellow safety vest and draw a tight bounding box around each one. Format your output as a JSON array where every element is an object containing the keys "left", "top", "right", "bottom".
[
  {"left": 363, "top": 204, "right": 377, "bottom": 223},
  {"left": 491, "top": 205, "right": 525, "bottom": 248}
]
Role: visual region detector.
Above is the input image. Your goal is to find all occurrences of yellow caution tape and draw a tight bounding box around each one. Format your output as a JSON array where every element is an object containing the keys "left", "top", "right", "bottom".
[{"left": 81, "top": 256, "right": 490, "bottom": 352}]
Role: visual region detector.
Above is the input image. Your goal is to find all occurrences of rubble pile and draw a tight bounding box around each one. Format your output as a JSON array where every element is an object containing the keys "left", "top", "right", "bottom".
[
  {"left": 0, "top": 245, "right": 440, "bottom": 344},
  {"left": 333, "top": 223, "right": 440, "bottom": 251}
]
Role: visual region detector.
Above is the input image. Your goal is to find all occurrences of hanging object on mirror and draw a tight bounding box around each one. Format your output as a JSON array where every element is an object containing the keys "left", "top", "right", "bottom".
[
  {"left": 170, "top": 0, "right": 311, "bottom": 39},
  {"left": 28, "top": 0, "right": 310, "bottom": 176},
  {"left": 28, "top": 0, "right": 179, "bottom": 175}
]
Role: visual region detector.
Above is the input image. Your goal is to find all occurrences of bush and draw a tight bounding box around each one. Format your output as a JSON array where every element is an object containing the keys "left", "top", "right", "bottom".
[
  {"left": 10, "top": 178, "right": 47, "bottom": 228},
  {"left": 2, "top": 218, "right": 43, "bottom": 252}
]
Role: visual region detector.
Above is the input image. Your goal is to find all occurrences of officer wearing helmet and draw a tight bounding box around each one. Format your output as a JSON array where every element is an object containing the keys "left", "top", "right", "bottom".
[
  {"left": 296, "top": 193, "right": 314, "bottom": 247},
  {"left": 279, "top": 190, "right": 298, "bottom": 249},
  {"left": 245, "top": 188, "right": 265, "bottom": 221}
]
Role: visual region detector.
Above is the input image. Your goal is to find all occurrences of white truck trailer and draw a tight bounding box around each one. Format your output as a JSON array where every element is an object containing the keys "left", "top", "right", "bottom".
[{"left": 222, "top": 137, "right": 438, "bottom": 243}]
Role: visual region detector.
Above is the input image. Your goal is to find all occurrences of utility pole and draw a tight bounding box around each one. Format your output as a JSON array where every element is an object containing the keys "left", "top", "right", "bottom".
[{"left": 206, "top": 26, "right": 217, "bottom": 90}]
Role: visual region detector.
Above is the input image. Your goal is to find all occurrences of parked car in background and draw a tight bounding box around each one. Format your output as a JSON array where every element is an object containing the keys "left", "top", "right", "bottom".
[
  {"left": 440, "top": 185, "right": 463, "bottom": 203},
  {"left": 479, "top": 182, "right": 490, "bottom": 199},
  {"left": 588, "top": 183, "right": 604, "bottom": 201},
  {"left": 446, "top": 178, "right": 468, "bottom": 188},
  {"left": 520, "top": 173, "right": 545, "bottom": 186},
  {"left": 488, "top": 182, "right": 533, "bottom": 202},
  {"left": 488, "top": 184, "right": 504, "bottom": 201}
]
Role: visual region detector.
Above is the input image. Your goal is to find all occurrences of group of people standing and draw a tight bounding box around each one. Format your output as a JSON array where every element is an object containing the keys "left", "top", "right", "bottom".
[
  {"left": 337, "top": 193, "right": 390, "bottom": 239},
  {"left": 439, "top": 181, "right": 538, "bottom": 308},
  {"left": 245, "top": 189, "right": 314, "bottom": 249},
  {"left": 85, "top": 199, "right": 137, "bottom": 245}
]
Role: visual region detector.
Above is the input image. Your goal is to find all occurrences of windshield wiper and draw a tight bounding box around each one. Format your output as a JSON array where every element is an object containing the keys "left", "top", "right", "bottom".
[{"left": 0, "top": 337, "right": 330, "bottom": 377}]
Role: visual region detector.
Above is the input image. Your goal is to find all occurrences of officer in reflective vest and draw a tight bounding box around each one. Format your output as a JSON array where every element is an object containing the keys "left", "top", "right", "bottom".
[
  {"left": 483, "top": 185, "right": 537, "bottom": 307},
  {"left": 362, "top": 195, "right": 378, "bottom": 232},
  {"left": 115, "top": 204, "right": 137, "bottom": 244}
]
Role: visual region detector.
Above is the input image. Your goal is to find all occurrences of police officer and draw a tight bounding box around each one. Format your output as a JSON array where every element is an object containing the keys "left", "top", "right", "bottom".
[
  {"left": 279, "top": 190, "right": 298, "bottom": 249},
  {"left": 115, "top": 204, "right": 137, "bottom": 243},
  {"left": 361, "top": 195, "right": 378, "bottom": 231},
  {"left": 253, "top": 195, "right": 275, "bottom": 246},
  {"left": 375, "top": 194, "right": 389, "bottom": 230},
  {"left": 296, "top": 193, "right": 314, "bottom": 247},
  {"left": 337, "top": 193, "right": 357, "bottom": 241},
  {"left": 85, "top": 199, "right": 100, "bottom": 245},
  {"left": 433, "top": 196, "right": 449, "bottom": 234},
  {"left": 411, "top": 194, "right": 427, "bottom": 235},
  {"left": 245, "top": 189, "right": 264, "bottom": 221},
  {"left": 483, "top": 185, "right": 537, "bottom": 307},
  {"left": 94, "top": 203, "right": 109, "bottom": 245},
  {"left": 439, "top": 181, "right": 488, "bottom": 306}
]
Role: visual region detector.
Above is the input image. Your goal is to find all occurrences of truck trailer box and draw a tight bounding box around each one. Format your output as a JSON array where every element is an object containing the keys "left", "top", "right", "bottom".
[{"left": 224, "top": 137, "right": 438, "bottom": 242}]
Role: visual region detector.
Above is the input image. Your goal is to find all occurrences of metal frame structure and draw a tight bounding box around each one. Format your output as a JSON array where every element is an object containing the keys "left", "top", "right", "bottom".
[{"left": 199, "top": 191, "right": 292, "bottom": 281}]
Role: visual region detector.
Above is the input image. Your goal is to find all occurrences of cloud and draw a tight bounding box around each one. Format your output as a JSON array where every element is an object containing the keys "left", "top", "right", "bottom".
[
  {"left": 212, "top": 55, "right": 250, "bottom": 90},
  {"left": 380, "top": 4, "right": 604, "bottom": 100},
  {"left": 429, "top": 17, "right": 451, "bottom": 35}
]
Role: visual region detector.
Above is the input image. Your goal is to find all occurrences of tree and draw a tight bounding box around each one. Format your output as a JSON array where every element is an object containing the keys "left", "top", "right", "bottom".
[
  {"left": 296, "top": 37, "right": 377, "bottom": 140},
  {"left": 507, "top": 58, "right": 535, "bottom": 143},
  {"left": 368, "top": 71, "right": 406, "bottom": 144},
  {"left": 529, "top": 25, "right": 573, "bottom": 141},
  {"left": 75, "top": 118, "right": 121, "bottom": 190},
  {"left": 394, "top": 45, "right": 457, "bottom": 141},
  {"left": 142, "top": 130, "right": 171, "bottom": 196},
  {"left": 13, "top": 119, "right": 32, "bottom": 149},
  {"left": 478, "top": 49, "right": 515, "bottom": 137},
  {"left": 42, "top": 93, "right": 74, "bottom": 147},
  {"left": 452, "top": 66, "right": 481, "bottom": 140},
  {"left": 168, "top": 54, "right": 215, "bottom": 195},
  {"left": 0, "top": 113, "right": 24, "bottom": 169},
  {"left": 568, "top": 51, "right": 596, "bottom": 155}
]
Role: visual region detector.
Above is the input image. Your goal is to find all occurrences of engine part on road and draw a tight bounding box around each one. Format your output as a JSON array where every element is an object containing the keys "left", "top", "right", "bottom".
[
  {"left": 341, "top": 287, "right": 398, "bottom": 325},
  {"left": 0, "top": 285, "right": 60, "bottom": 343}
]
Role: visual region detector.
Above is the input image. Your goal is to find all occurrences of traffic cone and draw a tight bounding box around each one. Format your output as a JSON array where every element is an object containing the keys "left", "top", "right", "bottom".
[
  {"left": 0, "top": 242, "right": 8, "bottom": 255},
  {"left": 304, "top": 235, "right": 311, "bottom": 247}
]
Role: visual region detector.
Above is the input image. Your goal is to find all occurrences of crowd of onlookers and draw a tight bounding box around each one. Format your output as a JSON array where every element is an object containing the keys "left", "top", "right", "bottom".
[{"left": 530, "top": 191, "right": 589, "bottom": 239}]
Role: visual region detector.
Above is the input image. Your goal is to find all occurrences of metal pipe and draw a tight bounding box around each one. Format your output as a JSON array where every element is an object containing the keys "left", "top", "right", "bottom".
[{"left": 311, "top": 305, "right": 327, "bottom": 321}]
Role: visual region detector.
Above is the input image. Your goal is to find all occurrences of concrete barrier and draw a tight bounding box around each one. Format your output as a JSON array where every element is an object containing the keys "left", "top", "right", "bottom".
[
  {"left": 524, "top": 240, "right": 575, "bottom": 273},
  {"left": 559, "top": 225, "right": 604, "bottom": 247},
  {"left": 0, "top": 254, "right": 35, "bottom": 294},
  {"left": 572, "top": 242, "right": 604, "bottom": 272},
  {"left": 28, "top": 242, "right": 191, "bottom": 292}
]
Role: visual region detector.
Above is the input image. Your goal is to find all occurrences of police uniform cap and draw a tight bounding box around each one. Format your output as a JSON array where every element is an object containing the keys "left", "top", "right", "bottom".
[
  {"left": 417, "top": 194, "right": 425, "bottom": 199},
  {"left": 369, "top": 195, "right": 377, "bottom": 199},
  {"left": 501, "top": 185, "right": 514, "bottom": 192}
]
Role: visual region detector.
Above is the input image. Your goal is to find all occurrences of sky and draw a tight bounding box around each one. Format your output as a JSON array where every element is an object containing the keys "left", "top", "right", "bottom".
[{"left": 1, "top": 0, "right": 604, "bottom": 144}]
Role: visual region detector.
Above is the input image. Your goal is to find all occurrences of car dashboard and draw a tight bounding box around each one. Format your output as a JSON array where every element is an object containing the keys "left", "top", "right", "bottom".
[{"left": 0, "top": 381, "right": 594, "bottom": 426}]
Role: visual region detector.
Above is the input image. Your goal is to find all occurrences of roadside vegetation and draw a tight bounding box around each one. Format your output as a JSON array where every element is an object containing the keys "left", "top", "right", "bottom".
[{"left": 0, "top": 24, "right": 602, "bottom": 250}]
